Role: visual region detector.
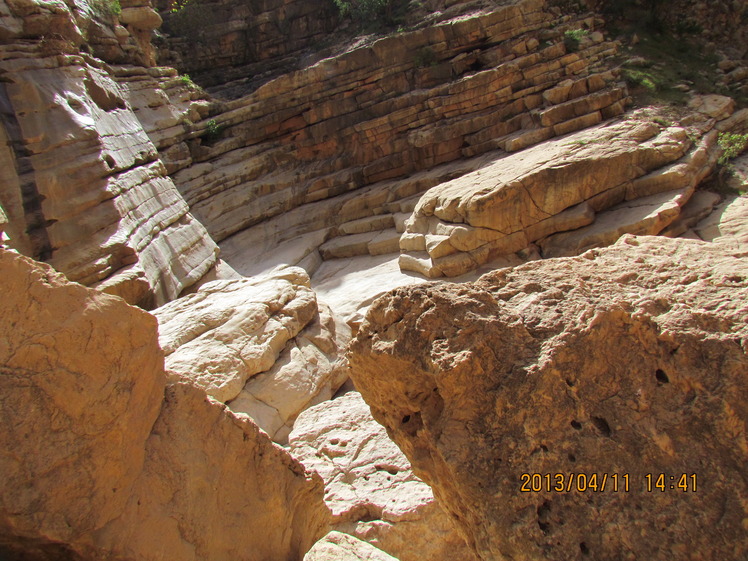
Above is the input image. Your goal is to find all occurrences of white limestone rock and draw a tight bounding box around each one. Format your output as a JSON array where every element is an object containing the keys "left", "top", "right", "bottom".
[{"left": 289, "top": 392, "right": 478, "bottom": 561}]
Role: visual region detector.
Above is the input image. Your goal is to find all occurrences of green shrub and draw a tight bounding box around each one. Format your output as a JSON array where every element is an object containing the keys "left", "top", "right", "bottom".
[
  {"left": 177, "top": 74, "right": 195, "bottom": 87},
  {"left": 333, "top": 0, "right": 392, "bottom": 24},
  {"left": 717, "top": 132, "right": 748, "bottom": 166},
  {"left": 92, "top": 0, "right": 121, "bottom": 18},
  {"left": 563, "top": 28, "right": 589, "bottom": 52},
  {"left": 413, "top": 47, "right": 436, "bottom": 68},
  {"left": 203, "top": 119, "right": 225, "bottom": 143}
]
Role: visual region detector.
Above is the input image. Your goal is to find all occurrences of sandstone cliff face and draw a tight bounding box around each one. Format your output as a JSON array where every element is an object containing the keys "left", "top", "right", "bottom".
[
  {"left": 349, "top": 235, "right": 748, "bottom": 561},
  {"left": 166, "top": 0, "right": 627, "bottom": 249},
  {"left": 0, "top": 248, "right": 330, "bottom": 561},
  {"left": 0, "top": 0, "right": 219, "bottom": 307},
  {"left": 155, "top": 0, "right": 338, "bottom": 90}
]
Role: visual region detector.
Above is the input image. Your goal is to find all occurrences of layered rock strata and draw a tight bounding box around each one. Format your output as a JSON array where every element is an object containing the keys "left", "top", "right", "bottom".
[
  {"left": 398, "top": 104, "right": 746, "bottom": 277},
  {"left": 155, "top": 0, "right": 339, "bottom": 90},
  {"left": 170, "top": 0, "right": 626, "bottom": 247},
  {"left": 0, "top": 0, "right": 219, "bottom": 307},
  {"left": 349, "top": 235, "right": 748, "bottom": 561},
  {"left": 0, "top": 248, "right": 330, "bottom": 561},
  {"left": 289, "top": 392, "right": 478, "bottom": 561}
]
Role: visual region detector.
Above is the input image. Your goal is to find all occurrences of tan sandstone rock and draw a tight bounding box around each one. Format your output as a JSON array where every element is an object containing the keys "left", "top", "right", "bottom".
[
  {"left": 153, "top": 267, "right": 318, "bottom": 404},
  {"left": 228, "top": 300, "right": 349, "bottom": 443},
  {"left": 399, "top": 117, "right": 720, "bottom": 277},
  {"left": 289, "top": 392, "right": 478, "bottom": 561},
  {"left": 0, "top": 248, "right": 164, "bottom": 553},
  {"left": 349, "top": 235, "right": 748, "bottom": 561},
  {"left": 304, "top": 531, "right": 398, "bottom": 561},
  {"left": 0, "top": 248, "right": 330, "bottom": 560}
]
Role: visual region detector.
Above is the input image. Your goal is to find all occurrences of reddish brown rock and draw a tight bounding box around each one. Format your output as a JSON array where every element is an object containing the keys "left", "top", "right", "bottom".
[{"left": 349, "top": 235, "right": 748, "bottom": 561}]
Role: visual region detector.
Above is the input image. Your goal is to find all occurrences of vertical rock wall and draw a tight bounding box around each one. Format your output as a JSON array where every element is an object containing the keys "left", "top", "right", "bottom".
[{"left": 0, "top": 0, "right": 219, "bottom": 306}]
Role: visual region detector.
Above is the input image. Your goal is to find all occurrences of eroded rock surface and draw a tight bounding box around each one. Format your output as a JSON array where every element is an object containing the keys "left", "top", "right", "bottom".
[
  {"left": 304, "top": 531, "right": 398, "bottom": 561},
  {"left": 153, "top": 267, "right": 349, "bottom": 442},
  {"left": 398, "top": 109, "right": 732, "bottom": 276},
  {"left": 349, "top": 235, "right": 748, "bottom": 561},
  {"left": 229, "top": 300, "right": 349, "bottom": 443},
  {"left": 289, "top": 392, "right": 478, "bottom": 561},
  {"left": 0, "top": 249, "right": 330, "bottom": 561},
  {"left": 153, "top": 267, "right": 318, "bottom": 403}
]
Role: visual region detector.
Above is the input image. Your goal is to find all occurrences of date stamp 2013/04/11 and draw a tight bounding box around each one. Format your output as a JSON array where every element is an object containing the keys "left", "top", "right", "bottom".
[{"left": 519, "top": 473, "right": 697, "bottom": 493}]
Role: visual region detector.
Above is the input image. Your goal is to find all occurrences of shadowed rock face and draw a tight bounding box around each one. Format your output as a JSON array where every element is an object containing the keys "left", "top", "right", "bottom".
[
  {"left": 349, "top": 235, "right": 748, "bottom": 561},
  {"left": 0, "top": 249, "right": 330, "bottom": 561}
]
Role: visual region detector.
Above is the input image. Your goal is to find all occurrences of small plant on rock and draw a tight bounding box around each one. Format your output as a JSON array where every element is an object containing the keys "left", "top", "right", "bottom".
[
  {"left": 563, "top": 28, "right": 588, "bottom": 52},
  {"left": 715, "top": 131, "right": 748, "bottom": 193},
  {"left": 717, "top": 132, "right": 748, "bottom": 167},
  {"left": 92, "top": 0, "right": 121, "bottom": 18},
  {"left": 203, "top": 119, "right": 225, "bottom": 143}
]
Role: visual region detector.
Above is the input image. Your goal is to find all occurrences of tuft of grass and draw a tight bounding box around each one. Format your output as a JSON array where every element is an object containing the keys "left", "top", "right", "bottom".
[
  {"left": 563, "top": 28, "right": 589, "bottom": 53},
  {"left": 177, "top": 74, "right": 195, "bottom": 87}
]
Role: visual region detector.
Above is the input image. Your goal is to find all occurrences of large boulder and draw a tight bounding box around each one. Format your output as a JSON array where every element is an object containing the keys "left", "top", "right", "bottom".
[
  {"left": 0, "top": 248, "right": 164, "bottom": 554},
  {"left": 349, "top": 235, "right": 748, "bottom": 561},
  {"left": 153, "top": 267, "right": 349, "bottom": 442},
  {"left": 0, "top": 249, "right": 330, "bottom": 560},
  {"left": 288, "top": 392, "right": 478, "bottom": 561},
  {"left": 152, "top": 267, "right": 318, "bottom": 403},
  {"left": 398, "top": 114, "right": 722, "bottom": 277}
]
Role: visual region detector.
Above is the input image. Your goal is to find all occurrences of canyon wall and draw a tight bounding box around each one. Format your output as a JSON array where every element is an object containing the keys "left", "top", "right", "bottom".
[{"left": 0, "top": 0, "right": 219, "bottom": 307}]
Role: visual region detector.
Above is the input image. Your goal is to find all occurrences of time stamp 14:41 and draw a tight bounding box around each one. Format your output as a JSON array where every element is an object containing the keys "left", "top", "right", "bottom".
[{"left": 519, "top": 473, "right": 698, "bottom": 493}]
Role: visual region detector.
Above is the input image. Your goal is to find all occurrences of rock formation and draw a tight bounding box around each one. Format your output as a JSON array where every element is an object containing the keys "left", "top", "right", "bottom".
[
  {"left": 349, "top": 235, "right": 748, "bottom": 560},
  {"left": 0, "top": 248, "right": 330, "bottom": 561},
  {"left": 1, "top": 0, "right": 747, "bottom": 558},
  {"left": 0, "top": 0, "right": 221, "bottom": 308},
  {"left": 304, "top": 531, "right": 398, "bottom": 561},
  {"left": 398, "top": 103, "right": 746, "bottom": 277},
  {"left": 289, "top": 392, "right": 477, "bottom": 561},
  {"left": 153, "top": 267, "right": 348, "bottom": 442},
  {"left": 165, "top": 0, "right": 627, "bottom": 250}
]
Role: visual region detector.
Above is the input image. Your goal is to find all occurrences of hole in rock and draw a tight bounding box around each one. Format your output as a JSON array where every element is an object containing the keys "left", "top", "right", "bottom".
[
  {"left": 401, "top": 415, "right": 411, "bottom": 424},
  {"left": 566, "top": 378, "right": 575, "bottom": 387},
  {"left": 537, "top": 500, "right": 551, "bottom": 534},
  {"left": 655, "top": 369, "right": 669, "bottom": 384},
  {"left": 568, "top": 453, "right": 576, "bottom": 462},
  {"left": 591, "top": 416, "right": 611, "bottom": 437},
  {"left": 571, "top": 420, "right": 582, "bottom": 430},
  {"left": 580, "top": 542, "right": 590, "bottom": 555}
]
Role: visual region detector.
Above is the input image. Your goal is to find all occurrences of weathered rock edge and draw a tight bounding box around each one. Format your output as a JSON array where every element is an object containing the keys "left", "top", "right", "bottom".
[
  {"left": 349, "top": 235, "right": 748, "bottom": 561},
  {"left": 0, "top": 249, "right": 330, "bottom": 561}
]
